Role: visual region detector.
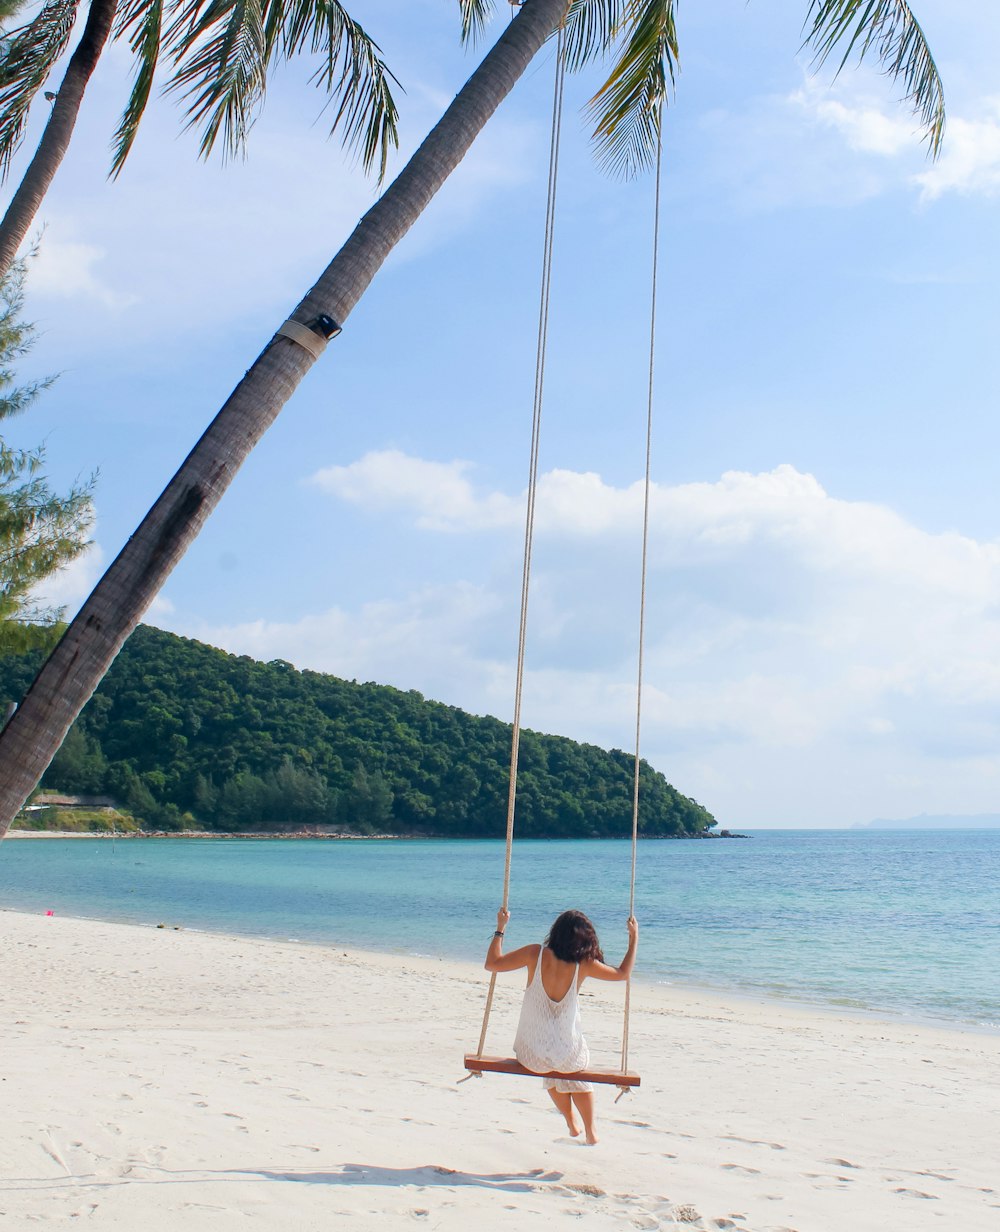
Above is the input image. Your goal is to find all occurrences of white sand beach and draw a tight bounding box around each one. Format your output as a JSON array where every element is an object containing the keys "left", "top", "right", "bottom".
[{"left": 2, "top": 908, "right": 998, "bottom": 1231}]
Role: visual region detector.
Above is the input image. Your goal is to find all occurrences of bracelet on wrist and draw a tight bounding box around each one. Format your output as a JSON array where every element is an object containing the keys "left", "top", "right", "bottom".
[{"left": 494, "top": 930, "right": 505, "bottom": 938}]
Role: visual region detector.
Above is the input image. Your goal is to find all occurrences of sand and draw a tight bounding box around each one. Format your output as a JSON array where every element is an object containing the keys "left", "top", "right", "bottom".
[{"left": 1, "top": 908, "right": 998, "bottom": 1232}]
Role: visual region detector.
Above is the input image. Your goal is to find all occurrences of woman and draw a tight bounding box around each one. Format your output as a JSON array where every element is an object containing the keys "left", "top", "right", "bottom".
[{"left": 485, "top": 907, "right": 639, "bottom": 1145}]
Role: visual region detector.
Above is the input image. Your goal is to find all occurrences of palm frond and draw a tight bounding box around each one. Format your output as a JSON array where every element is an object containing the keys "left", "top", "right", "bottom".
[
  {"left": 803, "top": 0, "right": 945, "bottom": 156},
  {"left": 458, "top": 0, "right": 495, "bottom": 46},
  {"left": 109, "top": 0, "right": 164, "bottom": 176},
  {"left": 562, "top": 0, "right": 623, "bottom": 69},
  {"left": 586, "top": 0, "right": 677, "bottom": 179},
  {"left": 165, "top": 0, "right": 268, "bottom": 158},
  {"left": 275, "top": 0, "right": 399, "bottom": 180},
  {"left": 164, "top": 0, "right": 398, "bottom": 178},
  {"left": 0, "top": 0, "right": 80, "bottom": 180}
]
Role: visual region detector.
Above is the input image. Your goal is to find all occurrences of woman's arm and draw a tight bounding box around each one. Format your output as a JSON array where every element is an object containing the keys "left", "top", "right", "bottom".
[
  {"left": 581, "top": 916, "right": 639, "bottom": 983},
  {"left": 484, "top": 907, "right": 538, "bottom": 973}
]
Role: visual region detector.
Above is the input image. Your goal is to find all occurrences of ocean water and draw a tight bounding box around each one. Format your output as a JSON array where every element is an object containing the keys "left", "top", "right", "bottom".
[{"left": 1, "top": 830, "right": 997, "bottom": 1030}]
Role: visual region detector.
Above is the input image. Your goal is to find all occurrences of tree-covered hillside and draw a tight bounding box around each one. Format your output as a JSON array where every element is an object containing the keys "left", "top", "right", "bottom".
[{"left": 0, "top": 625, "right": 715, "bottom": 837}]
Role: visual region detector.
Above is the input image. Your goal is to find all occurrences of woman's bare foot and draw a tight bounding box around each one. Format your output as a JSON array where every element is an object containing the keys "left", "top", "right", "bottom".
[{"left": 572, "top": 1092, "right": 598, "bottom": 1146}]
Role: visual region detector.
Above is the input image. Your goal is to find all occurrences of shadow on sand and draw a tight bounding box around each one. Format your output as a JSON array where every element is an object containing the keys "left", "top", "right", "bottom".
[
  {"left": 5, "top": 1162, "right": 565, "bottom": 1196},
  {"left": 252, "top": 1163, "right": 565, "bottom": 1192}
]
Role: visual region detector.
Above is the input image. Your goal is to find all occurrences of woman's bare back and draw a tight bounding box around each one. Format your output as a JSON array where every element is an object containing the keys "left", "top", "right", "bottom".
[{"left": 525, "top": 944, "right": 580, "bottom": 1001}]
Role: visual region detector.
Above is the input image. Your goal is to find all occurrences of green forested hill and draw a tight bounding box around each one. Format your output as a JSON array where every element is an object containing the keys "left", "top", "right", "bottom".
[{"left": 0, "top": 625, "right": 716, "bottom": 837}]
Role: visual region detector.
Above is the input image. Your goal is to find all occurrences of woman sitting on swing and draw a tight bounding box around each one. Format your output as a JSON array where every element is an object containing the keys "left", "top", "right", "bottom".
[{"left": 485, "top": 907, "right": 639, "bottom": 1145}]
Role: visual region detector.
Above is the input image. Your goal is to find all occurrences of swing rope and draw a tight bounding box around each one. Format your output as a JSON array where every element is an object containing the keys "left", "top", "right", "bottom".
[
  {"left": 617, "top": 98, "right": 665, "bottom": 1099},
  {"left": 475, "top": 24, "right": 567, "bottom": 1061},
  {"left": 473, "top": 55, "right": 665, "bottom": 1094}
]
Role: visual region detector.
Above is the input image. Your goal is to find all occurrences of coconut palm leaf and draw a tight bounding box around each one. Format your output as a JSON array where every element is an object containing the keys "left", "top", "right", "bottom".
[
  {"left": 0, "top": 0, "right": 80, "bottom": 179},
  {"left": 803, "top": 0, "right": 944, "bottom": 155},
  {"left": 273, "top": 0, "right": 399, "bottom": 180},
  {"left": 163, "top": 0, "right": 397, "bottom": 177},
  {"left": 110, "top": 0, "right": 164, "bottom": 176},
  {"left": 562, "top": 0, "right": 624, "bottom": 68},
  {"left": 165, "top": 0, "right": 268, "bottom": 159},
  {"left": 586, "top": 0, "right": 678, "bottom": 179},
  {"left": 455, "top": 0, "right": 676, "bottom": 180},
  {"left": 458, "top": 0, "right": 496, "bottom": 45}
]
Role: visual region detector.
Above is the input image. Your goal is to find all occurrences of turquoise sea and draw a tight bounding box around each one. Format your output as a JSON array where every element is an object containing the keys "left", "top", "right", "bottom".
[{"left": 1, "top": 830, "right": 997, "bottom": 1031}]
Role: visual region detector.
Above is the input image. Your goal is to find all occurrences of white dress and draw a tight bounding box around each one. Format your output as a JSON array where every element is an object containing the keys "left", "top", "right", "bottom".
[{"left": 513, "top": 945, "right": 592, "bottom": 1094}]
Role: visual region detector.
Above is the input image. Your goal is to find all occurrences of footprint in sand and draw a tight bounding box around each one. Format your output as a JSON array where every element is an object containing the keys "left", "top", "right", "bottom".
[
  {"left": 722, "top": 1136, "right": 786, "bottom": 1152},
  {"left": 892, "top": 1188, "right": 938, "bottom": 1200},
  {"left": 565, "top": 1184, "right": 605, "bottom": 1198},
  {"left": 720, "top": 1164, "right": 761, "bottom": 1176},
  {"left": 672, "top": 1204, "right": 703, "bottom": 1224},
  {"left": 822, "top": 1158, "right": 860, "bottom": 1169}
]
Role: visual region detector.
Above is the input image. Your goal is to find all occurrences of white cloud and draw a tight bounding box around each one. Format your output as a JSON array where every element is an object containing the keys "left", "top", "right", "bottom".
[
  {"left": 178, "top": 456, "right": 1000, "bottom": 825},
  {"left": 29, "top": 542, "right": 104, "bottom": 614},
  {"left": 147, "top": 594, "right": 176, "bottom": 618},
  {"left": 790, "top": 88, "right": 918, "bottom": 157},
  {"left": 693, "top": 74, "right": 926, "bottom": 209},
  {"left": 311, "top": 449, "right": 1000, "bottom": 598},
  {"left": 703, "top": 73, "right": 1000, "bottom": 210},
  {"left": 177, "top": 581, "right": 515, "bottom": 711},
  {"left": 309, "top": 449, "right": 519, "bottom": 530},
  {"left": 789, "top": 81, "right": 1000, "bottom": 204},
  {"left": 913, "top": 102, "right": 1000, "bottom": 200},
  {"left": 30, "top": 233, "right": 137, "bottom": 310}
]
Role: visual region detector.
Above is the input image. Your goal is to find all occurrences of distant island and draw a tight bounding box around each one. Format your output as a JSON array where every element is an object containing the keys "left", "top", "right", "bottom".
[
  {"left": 856, "top": 813, "right": 1000, "bottom": 830},
  {"left": 1, "top": 625, "right": 717, "bottom": 839}
]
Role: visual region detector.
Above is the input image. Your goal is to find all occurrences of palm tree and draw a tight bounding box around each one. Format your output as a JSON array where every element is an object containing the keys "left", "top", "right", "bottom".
[
  {"left": 0, "top": 0, "right": 945, "bottom": 836},
  {"left": 0, "top": 0, "right": 400, "bottom": 278}
]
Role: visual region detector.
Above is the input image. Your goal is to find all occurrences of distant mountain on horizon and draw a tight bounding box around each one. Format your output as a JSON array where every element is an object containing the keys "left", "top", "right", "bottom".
[
  {"left": 857, "top": 813, "right": 1000, "bottom": 830},
  {"left": 0, "top": 624, "right": 716, "bottom": 838}
]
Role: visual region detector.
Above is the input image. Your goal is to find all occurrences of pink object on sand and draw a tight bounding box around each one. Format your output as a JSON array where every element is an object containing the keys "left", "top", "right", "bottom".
[{"left": 45, "top": 910, "right": 54, "bottom": 917}]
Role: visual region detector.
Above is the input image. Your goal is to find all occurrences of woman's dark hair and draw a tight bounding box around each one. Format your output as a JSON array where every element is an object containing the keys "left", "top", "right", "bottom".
[{"left": 546, "top": 910, "right": 603, "bottom": 964}]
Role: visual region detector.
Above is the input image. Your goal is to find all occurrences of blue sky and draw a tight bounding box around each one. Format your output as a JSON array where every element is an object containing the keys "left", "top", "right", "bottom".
[{"left": 8, "top": 0, "right": 1000, "bottom": 827}]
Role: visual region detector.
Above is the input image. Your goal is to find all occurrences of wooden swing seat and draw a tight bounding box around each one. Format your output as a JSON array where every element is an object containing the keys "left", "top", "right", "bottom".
[{"left": 464, "top": 1054, "right": 640, "bottom": 1087}]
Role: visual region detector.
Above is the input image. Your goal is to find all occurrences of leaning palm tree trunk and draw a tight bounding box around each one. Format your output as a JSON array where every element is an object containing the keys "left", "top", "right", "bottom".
[
  {"left": 0, "top": 0, "right": 569, "bottom": 836},
  {"left": 0, "top": 0, "right": 117, "bottom": 279}
]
